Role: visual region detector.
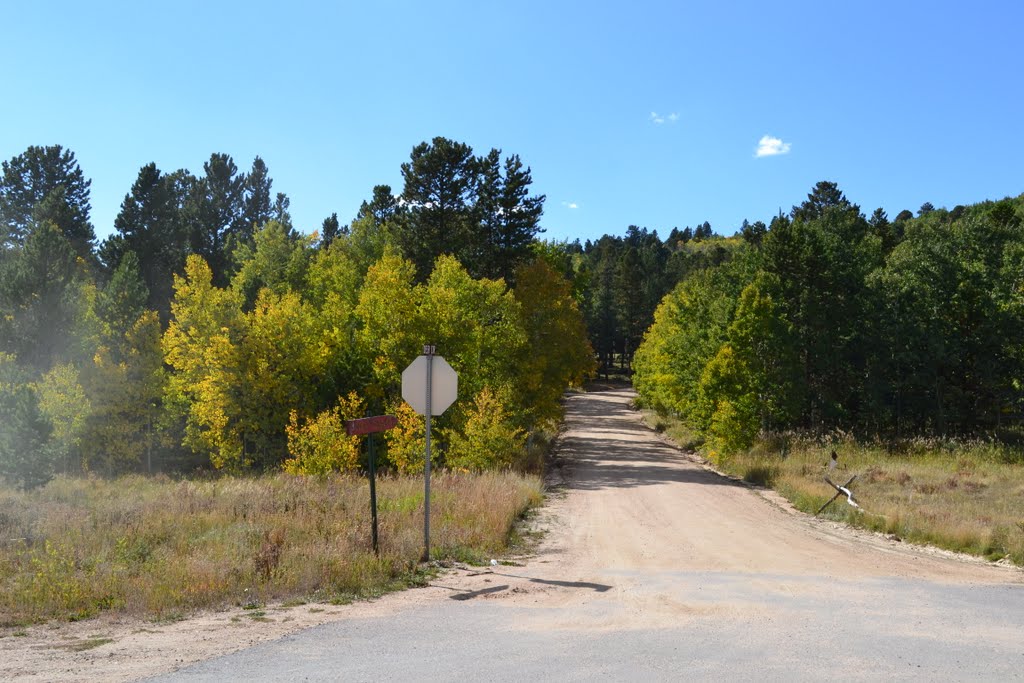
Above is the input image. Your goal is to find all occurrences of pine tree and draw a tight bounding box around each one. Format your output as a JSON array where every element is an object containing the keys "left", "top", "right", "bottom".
[{"left": 0, "top": 145, "right": 95, "bottom": 258}]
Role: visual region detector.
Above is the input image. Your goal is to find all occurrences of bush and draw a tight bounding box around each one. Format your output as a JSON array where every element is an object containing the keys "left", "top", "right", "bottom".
[
  {"left": 283, "top": 393, "right": 364, "bottom": 476},
  {"left": 444, "top": 387, "right": 526, "bottom": 472}
]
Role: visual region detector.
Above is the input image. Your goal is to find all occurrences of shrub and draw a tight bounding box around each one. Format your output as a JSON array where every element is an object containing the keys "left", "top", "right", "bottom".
[
  {"left": 444, "top": 387, "right": 526, "bottom": 472},
  {"left": 384, "top": 402, "right": 427, "bottom": 475},
  {"left": 282, "top": 392, "right": 364, "bottom": 476}
]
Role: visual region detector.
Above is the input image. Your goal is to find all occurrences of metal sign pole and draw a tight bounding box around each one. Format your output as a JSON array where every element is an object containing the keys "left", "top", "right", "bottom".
[{"left": 423, "top": 344, "right": 434, "bottom": 562}]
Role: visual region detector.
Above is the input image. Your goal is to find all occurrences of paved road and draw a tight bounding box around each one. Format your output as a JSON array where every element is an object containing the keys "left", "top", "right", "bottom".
[{"left": 153, "top": 385, "right": 1024, "bottom": 681}]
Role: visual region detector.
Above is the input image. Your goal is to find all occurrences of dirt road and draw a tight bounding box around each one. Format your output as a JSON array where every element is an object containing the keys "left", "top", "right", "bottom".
[{"left": 5, "top": 384, "right": 1023, "bottom": 681}]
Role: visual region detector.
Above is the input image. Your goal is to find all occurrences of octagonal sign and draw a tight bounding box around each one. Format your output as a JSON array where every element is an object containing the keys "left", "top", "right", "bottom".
[{"left": 401, "top": 355, "right": 458, "bottom": 416}]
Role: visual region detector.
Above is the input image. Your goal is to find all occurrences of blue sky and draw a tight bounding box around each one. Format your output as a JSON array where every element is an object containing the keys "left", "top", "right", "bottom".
[{"left": 3, "top": 0, "right": 1022, "bottom": 244}]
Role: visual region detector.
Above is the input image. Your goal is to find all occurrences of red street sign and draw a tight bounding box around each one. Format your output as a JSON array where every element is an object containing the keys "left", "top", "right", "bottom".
[{"left": 345, "top": 415, "right": 398, "bottom": 436}]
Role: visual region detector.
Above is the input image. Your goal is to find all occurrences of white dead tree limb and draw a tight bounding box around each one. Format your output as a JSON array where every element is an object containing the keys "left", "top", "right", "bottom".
[{"left": 817, "top": 474, "right": 861, "bottom": 514}]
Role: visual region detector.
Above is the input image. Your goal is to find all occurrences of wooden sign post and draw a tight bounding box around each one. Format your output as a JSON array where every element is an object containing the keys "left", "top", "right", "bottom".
[{"left": 346, "top": 415, "right": 399, "bottom": 554}]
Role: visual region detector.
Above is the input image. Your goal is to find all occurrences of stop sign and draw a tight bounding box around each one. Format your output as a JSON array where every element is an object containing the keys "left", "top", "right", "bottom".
[{"left": 401, "top": 355, "right": 458, "bottom": 416}]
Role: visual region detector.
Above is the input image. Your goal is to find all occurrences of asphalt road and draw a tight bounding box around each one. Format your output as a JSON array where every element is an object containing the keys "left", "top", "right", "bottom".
[{"left": 152, "top": 384, "right": 1024, "bottom": 682}]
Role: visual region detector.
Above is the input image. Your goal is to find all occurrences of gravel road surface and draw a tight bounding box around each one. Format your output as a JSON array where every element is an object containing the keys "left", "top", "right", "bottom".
[{"left": 150, "top": 384, "right": 1024, "bottom": 681}]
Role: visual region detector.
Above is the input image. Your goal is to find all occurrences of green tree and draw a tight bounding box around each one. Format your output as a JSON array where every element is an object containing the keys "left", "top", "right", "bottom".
[
  {"left": 419, "top": 255, "right": 526, "bottom": 421},
  {"left": 94, "top": 251, "right": 149, "bottom": 342},
  {"left": 101, "top": 162, "right": 190, "bottom": 321},
  {"left": 0, "top": 145, "right": 94, "bottom": 258},
  {"left": 763, "top": 187, "right": 881, "bottom": 428},
  {"left": 35, "top": 362, "right": 90, "bottom": 473},
  {"left": 80, "top": 311, "right": 166, "bottom": 474},
  {"left": 791, "top": 180, "right": 855, "bottom": 222},
  {"left": 185, "top": 153, "right": 246, "bottom": 285},
  {"left": 0, "top": 222, "right": 88, "bottom": 371},
  {"left": 632, "top": 246, "right": 757, "bottom": 420},
  {"left": 0, "top": 354, "right": 58, "bottom": 489},
  {"left": 354, "top": 250, "right": 423, "bottom": 395},
  {"left": 319, "top": 212, "right": 342, "bottom": 249},
  {"left": 513, "top": 258, "right": 596, "bottom": 425},
  {"left": 694, "top": 278, "right": 801, "bottom": 451},
  {"left": 475, "top": 151, "right": 545, "bottom": 282},
  {"left": 357, "top": 185, "right": 403, "bottom": 227},
  {"left": 241, "top": 156, "right": 273, "bottom": 234},
  {"left": 398, "top": 137, "right": 478, "bottom": 280},
  {"left": 231, "top": 220, "right": 312, "bottom": 310},
  {"left": 444, "top": 386, "right": 525, "bottom": 471}
]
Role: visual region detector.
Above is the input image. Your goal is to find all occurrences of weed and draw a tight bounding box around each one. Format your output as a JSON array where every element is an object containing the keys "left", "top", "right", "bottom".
[
  {"left": 0, "top": 471, "right": 542, "bottom": 625},
  {"left": 64, "top": 637, "right": 114, "bottom": 651},
  {"left": 742, "top": 463, "right": 778, "bottom": 488}
]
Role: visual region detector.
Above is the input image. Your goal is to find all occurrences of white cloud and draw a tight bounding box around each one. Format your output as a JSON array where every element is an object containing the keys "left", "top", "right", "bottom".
[
  {"left": 650, "top": 111, "right": 679, "bottom": 125},
  {"left": 756, "top": 135, "right": 791, "bottom": 157},
  {"left": 668, "top": 112, "right": 679, "bottom": 123},
  {"left": 562, "top": 201, "right": 580, "bottom": 210}
]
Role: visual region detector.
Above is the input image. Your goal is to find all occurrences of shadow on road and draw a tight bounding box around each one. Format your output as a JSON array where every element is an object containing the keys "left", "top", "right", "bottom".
[
  {"left": 448, "top": 585, "right": 509, "bottom": 601},
  {"left": 494, "top": 574, "right": 612, "bottom": 593},
  {"left": 437, "top": 572, "right": 612, "bottom": 601},
  {"left": 556, "top": 388, "right": 742, "bottom": 492}
]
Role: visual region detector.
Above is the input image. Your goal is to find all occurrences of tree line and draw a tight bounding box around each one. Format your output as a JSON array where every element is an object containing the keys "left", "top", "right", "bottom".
[
  {"left": 631, "top": 182, "right": 1024, "bottom": 452},
  {"left": 3, "top": 139, "right": 1021, "bottom": 485},
  {"left": 0, "top": 141, "right": 594, "bottom": 487}
]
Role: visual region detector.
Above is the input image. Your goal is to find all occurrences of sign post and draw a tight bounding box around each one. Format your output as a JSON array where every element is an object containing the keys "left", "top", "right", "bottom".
[
  {"left": 424, "top": 346, "right": 433, "bottom": 562},
  {"left": 345, "top": 414, "right": 399, "bottom": 555},
  {"left": 401, "top": 345, "right": 458, "bottom": 562}
]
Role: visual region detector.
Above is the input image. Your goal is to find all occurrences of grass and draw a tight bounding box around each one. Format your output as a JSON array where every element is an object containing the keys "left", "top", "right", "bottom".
[
  {"left": 644, "top": 412, "right": 1024, "bottom": 567},
  {"left": 63, "top": 637, "right": 114, "bottom": 651},
  {"left": 0, "top": 470, "right": 543, "bottom": 627}
]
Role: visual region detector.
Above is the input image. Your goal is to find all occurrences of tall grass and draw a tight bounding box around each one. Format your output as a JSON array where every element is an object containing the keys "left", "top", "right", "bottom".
[
  {"left": 753, "top": 436, "right": 1024, "bottom": 565},
  {"left": 0, "top": 471, "right": 543, "bottom": 626},
  {"left": 644, "top": 412, "right": 1024, "bottom": 567}
]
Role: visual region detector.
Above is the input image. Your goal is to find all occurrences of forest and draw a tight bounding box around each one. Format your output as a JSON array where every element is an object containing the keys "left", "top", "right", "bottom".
[
  {"left": 0, "top": 141, "right": 595, "bottom": 488},
  {"left": 2, "top": 141, "right": 1023, "bottom": 489},
  {"left": 631, "top": 185, "right": 1024, "bottom": 453}
]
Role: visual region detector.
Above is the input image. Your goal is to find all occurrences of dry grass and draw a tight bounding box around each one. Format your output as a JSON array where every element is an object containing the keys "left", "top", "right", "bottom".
[
  {"left": 644, "top": 413, "right": 1024, "bottom": 567},
  {"left": 0, "top": 471, "right": 543, "bottom": 626},
  {"left": 747, "top": 437, "right": 1024, "bottom": 565}
]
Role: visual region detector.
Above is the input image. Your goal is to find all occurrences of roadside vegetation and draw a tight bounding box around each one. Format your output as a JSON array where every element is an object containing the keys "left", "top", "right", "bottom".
[
  {"left": 0, "top": 471, "right": 543, "bottom": 626},
  {"left": 630, "top": 185, "right": 1024, "bottom": 567},
  {"left": 645, "top": 409, "right": 1024, "bottom": 566}
]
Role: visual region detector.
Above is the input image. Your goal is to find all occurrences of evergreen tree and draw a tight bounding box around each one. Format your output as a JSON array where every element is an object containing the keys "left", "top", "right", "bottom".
[
  {"left": 492, "top": 154, "right": 544, "bottom": 282},
  {"left": 791, "top": 180, "right": 855, "bottom": 222},
  {"left": 320, "top": 212, "right": 341, "bottom": 249},
  {"left": 0, "top": 223, "right": 86, "bottom": 371},
  {"left": 357, "top": 185, "right": 402, "bottom": 226},
  {"left": 0, "top": 145, "right": 95, "bottom": 258},
  {"left": 241, "top": 156, "right": 273, "bottom": 234},
  {"left": 0, "top": 355, "right": 58, "bottom": 489},
  {"left": 103, "top": 162, "right": 189, "bottom": 321},
  {"left": 398, "top": 137, "right": 478, "bottom": 280},
  {"left": 186, "top": 153, "right": 246, "bottom": 285}
]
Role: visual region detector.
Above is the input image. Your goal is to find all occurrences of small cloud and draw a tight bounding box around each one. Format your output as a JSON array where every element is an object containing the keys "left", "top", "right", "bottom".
[
  {"left": 650, "top": 111, "right": 679, "bottom": 125},
  {"left": 668, "top": 113, "right": 679, "bottom": 123},
  {"left": 756, "top": 135, "right": 791, "bottom": 157},
  {"left": 561, "top": 201, "right": 580, "bottom": 210}
]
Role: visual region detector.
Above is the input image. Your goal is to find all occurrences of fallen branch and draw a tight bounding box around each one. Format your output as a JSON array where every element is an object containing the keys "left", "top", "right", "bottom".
[{"left": 816, "top": 474, "right": 859, "bottom": 515}]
